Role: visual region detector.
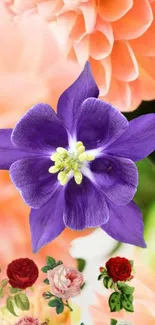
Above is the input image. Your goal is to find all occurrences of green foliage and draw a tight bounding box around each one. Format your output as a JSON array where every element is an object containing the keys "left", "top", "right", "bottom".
[
  {"left": 6, "top": 296, "right": 18, "bottom": 316},
  {"left": 14, "top": 293, "right": 30, "bottom": 311},
  {"left": 43, "top": 278, "right": 50, "bottom": 285},
  {"left": 9, "top": 287, "right": 23, "bottom": 294},
  {"left": 48, "top": 298, "right": 64, "bottom": 314},
  {"left": 109, "top": 292, "right": 122, "bottom": 312},
  {"left": 0, "top": 287, "right": 4, "bottom": 299},
  {"left": 117, "top": 282, "right": 135, "bottom": 295},
  {"left": 103, "top": 277, "right": 113, "bottom": 289},
  {"left": 110, "top": 320, "right": 117, "bottom": 325},
  {"left": 77, "top": 258, "right": 86, "bottom": 272},
  {"left": 1, "top": 279, "right": 8, "bottom": 288},
  {"left": 46, "top": 257, "right": 57, "bottom": 269}
]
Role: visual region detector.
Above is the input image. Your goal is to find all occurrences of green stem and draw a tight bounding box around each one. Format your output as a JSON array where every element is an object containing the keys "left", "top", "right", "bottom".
[{"left": 64, "top": 300, "right": 73, "bottom": 312}]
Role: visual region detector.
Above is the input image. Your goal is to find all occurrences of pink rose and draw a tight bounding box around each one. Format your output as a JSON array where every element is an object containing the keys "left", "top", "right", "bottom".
[
  {"left": 15, "top": 317, "right": 39, "bottom": 325},
  {"left": 47, "top": 264, "right": 84, "bottom": 299}
]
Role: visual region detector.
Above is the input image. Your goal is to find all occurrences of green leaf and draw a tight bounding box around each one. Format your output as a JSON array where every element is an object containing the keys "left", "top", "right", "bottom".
[
  {"left": 56, "top": 301, "right": 64, "bottom": 314},
  {"left": 109, "top": 292, "right": 122, "bottom": 312},
  {"left": 41, "top": 266, "right": 51, "bottom": 273},
  {"left": 6, "top": 296, "right": 18, "bottom": 316},
  {"left": 127, "top": 294, "right": 133, "bottom": 303},
  {"left": 117, "top": 282, "right": 135, "bottom": 295},
  {"left": 46, "top": 257, "right": 56, "bottom": 269},
  {"left": 48, "top": 298, "right": 59, "bottom": 308},
  {"left": 110, "top": 320, "right": 117, "bottom": 325},
  {"left": 129, "top": 260, "right": 134, "bottom": 268},
  {"left": 43, "top": 278, "right": 50, "bottom": 285},
  {"left": 9, "top": 287, "right": 23, "bottom": 294},
  {"left": 56, "top": 260, "right": 63, "bottom": 266},
  {"left": 76, "top": 258, "right": 86, "bottom": 272},
  {"left": 14, "top": 293, "right": 30, "bottom": 311},
  {"left": 1, "top": 279, "right": 8, "bottom": 288},
  {"left": 122, "top": 294, "right": 134, "bottom": 312},
  {"left": 103, "top": 277, "right": 113, "bottom": 289},
  {"left": 98, "top": 274, "right": 103, "bottom": 281},
  {"left": 0, "top": 287, "right": 4, "bottom": 299},
  {"left": 81, "top": 282, "right": 86, "bottom": 290}
]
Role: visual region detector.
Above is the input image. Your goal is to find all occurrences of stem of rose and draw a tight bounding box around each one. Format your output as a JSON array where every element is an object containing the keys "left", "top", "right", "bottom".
[
  {"left": 64, "top": 300, "right": 73, "bottom": 312},
  {"left": 52, "top": 296, "right": 73, "bottom": 312}
]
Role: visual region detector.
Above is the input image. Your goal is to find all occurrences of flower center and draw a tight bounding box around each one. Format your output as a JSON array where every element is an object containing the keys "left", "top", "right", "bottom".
[{"left": 49, "top": 141, "right": 95, "bottom": 186}]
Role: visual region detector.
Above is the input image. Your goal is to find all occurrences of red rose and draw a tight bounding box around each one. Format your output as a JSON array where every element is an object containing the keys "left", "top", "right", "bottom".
[
  {"left": 7, "top": 258, "right": 39, "bottom": 289},
  {"left": 106, "top": 257, "right": 132, "bottom": 282}
]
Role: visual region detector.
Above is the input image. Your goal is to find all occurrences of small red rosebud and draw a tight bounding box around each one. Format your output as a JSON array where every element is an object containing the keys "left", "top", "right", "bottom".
[
  {"left": 99, "top": 267, "right": 105, "bottom": 273},
  {"left": 128, "top": 275, "right": 134, "bottom": 281}
]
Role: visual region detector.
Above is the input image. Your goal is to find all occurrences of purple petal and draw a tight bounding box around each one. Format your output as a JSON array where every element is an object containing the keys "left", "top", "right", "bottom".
[
  {"left": 0, "top": 129, "right": 37, "bottom": 170},
  {"left": 106, "top": 114, "right": 155, "bottom": 162},
  {"left": 30, "top": 186, "right": 65, "bottom": 253},
  {"left": 10, "top": 157, "right": 58, "bottom": 208},
  {"left": 101, "top": 200, "right": 146, "bottom": 248},
  {"left": 11, "top": 103, "right": 68, "bottom": 154},
  {"left": 57, "top": 62, "right": 99, "bottom": 134},
  {"left": 91, "top": 154, "right": 138, "bottom": 205},
  {"left": 76, "top": 98, "right": 128, "bottom": 150},
  {"left": 64, "top": 177, "right": 109, "bottom": 230}
]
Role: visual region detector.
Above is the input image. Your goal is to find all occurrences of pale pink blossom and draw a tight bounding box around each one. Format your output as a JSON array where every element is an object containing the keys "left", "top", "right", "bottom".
[
  {"left": 15, "top": 317, "right": 39, "bottom": 325},
  {"left": 4, "top": 0, "right": 155, "bottom": 111},
  {"left": 48, "top": 264, "right": 84, "bottom": 299}
]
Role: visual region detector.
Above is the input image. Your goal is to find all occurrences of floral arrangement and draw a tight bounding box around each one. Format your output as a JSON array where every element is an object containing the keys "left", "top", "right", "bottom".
[{"left": 98, "top": 257, "right": 135, "bottom": 312}]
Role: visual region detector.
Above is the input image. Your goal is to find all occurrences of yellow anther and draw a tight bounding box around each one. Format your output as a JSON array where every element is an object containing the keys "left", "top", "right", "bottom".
[
  {"left": 57, "top": 171, "right": 66, "bottom": 182},
  {"left": 78, "top": 152, "right": 87, "bottom": 162},
  {"left": 86, "top": 154, "right": 95, "bottom": 161},
  {"left": 59, "top": 175, "right": 68, "bottom": 186},
  {"left": 77, "top": 145, "right": 85, "bottom": 155},
  {"left": 48, "top": 166, "right": 60, "bottom": 174},
  {"left": 76, "top": 141, "right": 83, "bottom": 149},
  {"left": 51, "top": 153, "right": 60, "bottom": 161},
  {"left": 74, "top": 170, "right": 83, "bottom": 185},
  {"left": 56, "top": 147, "right": 68, "bottom": 155}
]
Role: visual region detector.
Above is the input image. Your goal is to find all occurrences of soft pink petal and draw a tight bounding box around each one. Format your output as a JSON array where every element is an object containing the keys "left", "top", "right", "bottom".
[
  {"left": 73, "top": 34, "right": 89, "bottom": 65},
  {"left": 37, "top": 0, "right": 61, "bottom": 20},
  {"left": 138, "top": 56, "right": 155, "bottom": 100},
  {"left": 111, "top": 40, "right": 139, "bottom": 82},
  {"left": 129, "top": 79, "right": 142, "bottom": 110},
  {"left": 112, "top": 0, "right": 153, "bottom": 40},
  {"left": 80, "top": 0, "right": 96, "bottom": 33},
  {"left": 130, "top": 2, "right": 155, "bottom": 56},
  {"left": 70, "top": 12, "right": 86, "bottom": 42},
  {"left": 90, "top": 16, "right": 113, "bottom": 60},
  {"left": 90, "top": 56, "right": 111, "bottom": 95},
  {"left": 101, "top": 77, "right": 132, "bottom": 112},
  {"left": 98, "top": 0, "right": 133, "bottom": 22}
]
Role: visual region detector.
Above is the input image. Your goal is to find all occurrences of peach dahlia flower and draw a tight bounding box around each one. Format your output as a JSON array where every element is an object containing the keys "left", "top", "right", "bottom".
[{"left": 4, "top": 0, "right": 155, "bottom": 111}]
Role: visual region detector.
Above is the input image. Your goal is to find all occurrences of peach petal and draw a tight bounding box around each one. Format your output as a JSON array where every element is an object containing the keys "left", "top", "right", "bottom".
[
  {"left": 138, "top": 56, "right": 155, "bottom": 100},
  {"left": 56, "top": 11, "right": 77, "bottom": 49},
  {"left": 37, "top": 0, "right": 62, "bottom": 20},
  {"left": 89, "top": 17, "right": 113, "bottom": 60},
  {"left": 111, "top": 40, "right": 139, "bottom": 82},
  {"left": 70, "top": 13, "right": 86, "bottom": 42},
  {"left": 80, "top": 0, "right": 96, "bottom": 33},
  {"left": 129, "top": 79, "right": 142, "bottom": 110},
  {"left": 98, "top": 0, "right": 133, "bottom": 22},
  {"left": 90, "top": 56, "right": 111, "bottom": 95},
  {"left": 112, "top": 0, "right": 153, "bottom": 40},
  {"left": 130, "top": 2, "right": 155, "bottom": 56},
  {"left": 73, "top": 34, "right": 89, "bottom": 65},
  {"left": 102, "top": 77, "right": 132, "bottom": 112},
  {"left": 9, "top": 0, "right": 37, "bottom": 14}
]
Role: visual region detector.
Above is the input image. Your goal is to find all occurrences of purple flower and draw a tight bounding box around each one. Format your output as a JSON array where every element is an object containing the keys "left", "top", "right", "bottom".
[{"left": 0, "top": 63, "right": 155, "bottom": 252}]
